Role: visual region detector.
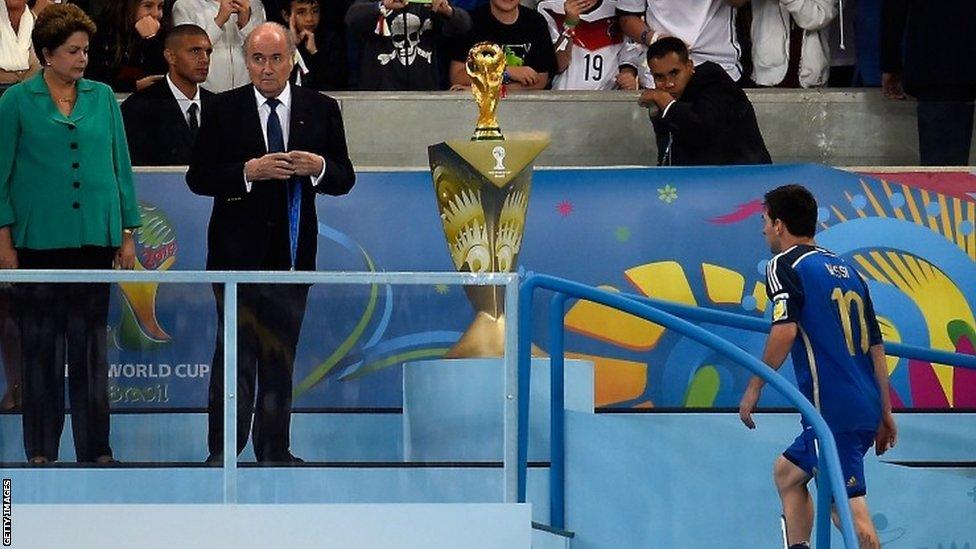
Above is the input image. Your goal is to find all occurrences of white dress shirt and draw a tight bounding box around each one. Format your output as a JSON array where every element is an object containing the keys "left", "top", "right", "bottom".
[
  {"left": 165, "top": 74, "right": 201, "bottom": 127},
  {"left": 244, "top": 83, "right": 326, "bottom": 190}
]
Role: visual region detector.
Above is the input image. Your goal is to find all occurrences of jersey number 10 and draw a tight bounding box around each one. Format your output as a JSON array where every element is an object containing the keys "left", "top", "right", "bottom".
[{"left": 831, "top": 288, "right": 869, "bottom": 355}]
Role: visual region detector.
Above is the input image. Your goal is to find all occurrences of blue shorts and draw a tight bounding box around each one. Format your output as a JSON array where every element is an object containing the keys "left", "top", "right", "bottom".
[{"left": 783, "top": 428, "right": 876, "bottom": 499}]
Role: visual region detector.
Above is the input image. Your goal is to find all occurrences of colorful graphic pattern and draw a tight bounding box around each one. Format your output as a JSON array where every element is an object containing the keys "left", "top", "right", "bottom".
[
  {"left": 561, "top": 171, "right": 975, "bottom": 408},
  {"left": 29, "top": 165, "right": 971, "bottom": 410}
]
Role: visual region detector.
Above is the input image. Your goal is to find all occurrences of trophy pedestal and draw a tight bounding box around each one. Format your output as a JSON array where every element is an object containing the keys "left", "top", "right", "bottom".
[
  {"left": 428, "top": 138, "right": 549, "bottom": 359},
  {"left": 401, "top": 358, "right": 594, "bottom": 461}
]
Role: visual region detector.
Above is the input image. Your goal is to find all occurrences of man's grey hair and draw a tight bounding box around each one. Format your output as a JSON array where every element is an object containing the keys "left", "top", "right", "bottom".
[{"left": 245, "top": 22, "right": 296, "bottom": 54}]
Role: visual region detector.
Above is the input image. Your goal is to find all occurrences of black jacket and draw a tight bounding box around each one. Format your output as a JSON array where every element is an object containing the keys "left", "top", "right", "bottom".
[
  {"left": 346, "top": 0, "right": 471, "bottom": 90},
  {"left": 87, "top": 26, "right": 168, "bottom": 93},
  {"left": 121, "top": 78, "right": 216, "bottom": 166},
  {"left": 186, "top": 84, "right": 355, "bottom": 271},
  {"left": 880, "top": 0, "right": 976, "bottom": 101},
  {"left": 651, "top": 62, "right": 771, "bottom": 166},
  {"left": 290, "top": 30, "right": 350, "bottom": 91}
]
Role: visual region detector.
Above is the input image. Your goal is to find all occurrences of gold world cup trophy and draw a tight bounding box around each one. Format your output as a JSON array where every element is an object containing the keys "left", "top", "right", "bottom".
[
  {"left": 468, "top": 42, "right": 505, "bottom": 141},
  {"left": 428, "top": 42, "right": 549, "bottom": 357}
]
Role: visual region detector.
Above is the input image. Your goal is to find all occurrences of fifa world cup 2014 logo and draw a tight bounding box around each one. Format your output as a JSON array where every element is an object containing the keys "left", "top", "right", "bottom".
[
  {"left": 466, "top": 42, "right": 506, "bottom": 141},
  {"left": 115, "top": 202, "right": 176, "bottom": 350}
]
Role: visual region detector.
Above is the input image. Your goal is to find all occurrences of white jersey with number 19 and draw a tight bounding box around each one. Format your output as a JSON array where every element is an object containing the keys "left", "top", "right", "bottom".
[{"left": 538, "top": 0, "right": 625, "bottom": 90}]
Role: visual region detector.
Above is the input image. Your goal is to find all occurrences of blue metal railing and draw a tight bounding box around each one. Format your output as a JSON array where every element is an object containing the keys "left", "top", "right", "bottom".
[
  {"left": 627, "top": 292, "right": 976, "bottom": 371},
  {"left": 518, "top": 274, "right": 860, "bottom": 547},
  {"left": 519, "top": 274, "right": 976, "bottom": 547}
]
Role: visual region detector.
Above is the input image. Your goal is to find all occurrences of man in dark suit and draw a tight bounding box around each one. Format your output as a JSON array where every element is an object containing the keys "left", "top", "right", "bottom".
[
  {"left": 121, "top": 24, "right": 215, "bottom": 166},
  {"left": 186, "top": 22, "right": 355, "bottom": 463},
  {"left": 639, "top": 37, "right": 771, "bottom": 166},
  {"left": 881, "top": 0, "right": 975, "bottom": 166}
]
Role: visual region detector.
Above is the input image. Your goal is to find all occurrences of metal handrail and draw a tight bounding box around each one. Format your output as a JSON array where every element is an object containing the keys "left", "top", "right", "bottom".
[
  {"left": 627, "top": 292, "right": 976, "bottom": 371},
  {"left": 518, "top": 273, "right": 859, "bottom": 548},
  {"left": 0, "top": 269, "right": 517, "bottom": 285},
  {"left": 0, "top": 270, "right": 521, "bottom": 504}
]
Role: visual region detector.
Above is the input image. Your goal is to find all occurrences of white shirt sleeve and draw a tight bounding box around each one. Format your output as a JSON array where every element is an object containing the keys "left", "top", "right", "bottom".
[
  {"left": 312, "top": 154, "right": 327, "bottom": 185},
  {"left": 537, "top": 4, "right": 562, "bottom": 43},
  {"left": 616, "top": 0, "right": 647, "bottom": 15},
  {"left": 660, "top": 99, "right": 677, "bottom": 119},
  {"left": 172, "top": 0, "right": 225, "bottom": 46},
  {"left": 237, "top": 0, "right": 267, "bottom": 38},
  {"left": 780, "top": 0, "right": 839, "bottom": 31}
]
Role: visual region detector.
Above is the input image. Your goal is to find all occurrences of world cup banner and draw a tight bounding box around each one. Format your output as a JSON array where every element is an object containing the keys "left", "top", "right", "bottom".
[{"left": 8, "top": 164, "right": 969, "bottom": 411}]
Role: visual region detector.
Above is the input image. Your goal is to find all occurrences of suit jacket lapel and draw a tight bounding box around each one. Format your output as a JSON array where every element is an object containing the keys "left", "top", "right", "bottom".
[
  {"left": 241, "top": 84, "right": 268, "bottom": 155},
  {"left": 288, "top": 87, "right": 311, "bottom": 153},
  {"left": 157, "top": 80, "right": 192, "bottom": 138}
]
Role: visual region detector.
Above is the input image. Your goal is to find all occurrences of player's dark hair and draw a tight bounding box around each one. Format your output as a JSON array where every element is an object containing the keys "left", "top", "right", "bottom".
[
  {"left": 763, "top": 184, "right": 818, "bottom": 238},
  {"left": 646, "top": 36, "right": 690, "bottom": 64}
]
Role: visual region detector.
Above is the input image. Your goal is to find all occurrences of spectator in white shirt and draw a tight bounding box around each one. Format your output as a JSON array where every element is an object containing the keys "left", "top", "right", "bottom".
[
  {"left": 750, "top": 0, "right": 838, "bottom": 88},
  {"left": 172, "top": 0, "right": 265, "bottom": 92},
  {"left": 0, "top": 0, "right": 40, "bottom": 92},
  {"left": 618, "top": 0, "right": 748, "bottom": 83},
  {"left": 538, "top": 0, "right": 638, "bottom": 90}
]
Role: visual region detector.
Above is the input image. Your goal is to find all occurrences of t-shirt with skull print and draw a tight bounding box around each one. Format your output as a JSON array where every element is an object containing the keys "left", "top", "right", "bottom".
[
  {"left": 450, "top": 4, "right": 557, "bottom": 83},
  {"left": 347, "top": 0, "right": 472, "bottom": 90}
]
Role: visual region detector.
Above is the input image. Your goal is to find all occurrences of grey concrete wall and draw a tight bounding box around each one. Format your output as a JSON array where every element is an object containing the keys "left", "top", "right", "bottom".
[{"left": 330, "top": 90, "right": 976, "bottom": 168}]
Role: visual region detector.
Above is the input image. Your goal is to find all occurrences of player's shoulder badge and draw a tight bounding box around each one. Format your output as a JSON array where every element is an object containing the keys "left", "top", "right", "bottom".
[{"left": 772, "top": 296, "right": 788, "bottom": 322}]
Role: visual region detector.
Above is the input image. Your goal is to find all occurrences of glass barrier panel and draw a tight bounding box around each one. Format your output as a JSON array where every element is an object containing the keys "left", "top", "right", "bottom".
[
  {"left": 0, "top": 280, "right": 222, "bottom": 503},
  {"left": 238, "top": 280, "right": 513, "bottom": 504}
]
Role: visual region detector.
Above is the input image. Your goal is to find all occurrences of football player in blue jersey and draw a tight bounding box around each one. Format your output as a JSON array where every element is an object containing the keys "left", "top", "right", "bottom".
[{"left": 738, "top": 184, "right": 898, "bottom": 549}]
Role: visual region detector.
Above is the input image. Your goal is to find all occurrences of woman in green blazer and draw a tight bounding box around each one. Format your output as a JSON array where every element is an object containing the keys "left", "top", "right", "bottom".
[{"left": 0, "top": 5, "right": 141, "bottom": 464}]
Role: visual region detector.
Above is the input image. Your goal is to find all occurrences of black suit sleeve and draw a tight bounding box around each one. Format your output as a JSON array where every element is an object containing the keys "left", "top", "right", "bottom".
[
  {"left": 302, "top": 33, "right": 349, "bottom": 91},
  {"left": 880, "top": 0, "right": 908, "bottom": 74},
  {"left": 660, "top": 79, "right": 736, "bottom": 149},
  {"left": 316, "top": 97, "right": 356, "bottom": 196},
  {"left": 119, "top": 96, "right": 148, "bottom": 166},
  {"left": 186, "top": 96, "right": 249, "bottom": 199},
  {"left": 650, "top": 116, "right": 668, "bottom": 166}
]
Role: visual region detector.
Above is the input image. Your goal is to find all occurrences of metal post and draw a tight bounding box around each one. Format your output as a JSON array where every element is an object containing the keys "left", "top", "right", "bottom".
[
  {"left": 222, "top": 282, "right": 238, "bottom": 503},
  {"left": 815, "top": 453, "right": 833, "bottom": 548},
  {"left": 503, "top": 276, "right": 520, "bottom": 503},
  {"left": 548, "top": 294, "right": 568, "bottom": 530},
  {"left": 516, "top": 279, "right": 536, "bottom": 503}
]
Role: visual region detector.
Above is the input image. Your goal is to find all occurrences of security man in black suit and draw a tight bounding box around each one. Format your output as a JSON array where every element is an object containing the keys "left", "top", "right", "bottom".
[
  {"left": 121, "top": 24, "right": 215, "bottom": 166},
  {"left": 639, "top": 37, "right": 771, "bottom": 166},
  {"left": 186, "top": 22, "right": 355, "bottom": 463}
]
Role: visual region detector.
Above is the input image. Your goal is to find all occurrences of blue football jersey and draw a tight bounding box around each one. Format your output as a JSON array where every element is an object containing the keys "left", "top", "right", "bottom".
[{"left": 765, "top": 244, "right": 883, "bottom": 433}]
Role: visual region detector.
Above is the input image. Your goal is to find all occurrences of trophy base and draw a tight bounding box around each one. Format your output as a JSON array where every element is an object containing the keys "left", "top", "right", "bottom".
[
  {"left": 445, "top": 310, "right": 543, "bottom": 358},
  {"left": 471, "top": 127, "right": 504, "bottom": 141}
]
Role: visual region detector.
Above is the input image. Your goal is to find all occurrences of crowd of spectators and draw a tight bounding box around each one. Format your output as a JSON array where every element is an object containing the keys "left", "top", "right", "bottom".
[
  {"left": 1, "top": 1, "right": 943, "bottom": 95},
  {"left": 0, "top": 1, "right": 971, "bottom": 170},
  {"left": 0, "top": 0, "right": 971, "bottom": 464},
  {"left": 5, "top": 1, "right": 970, "bottom": 155}
]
